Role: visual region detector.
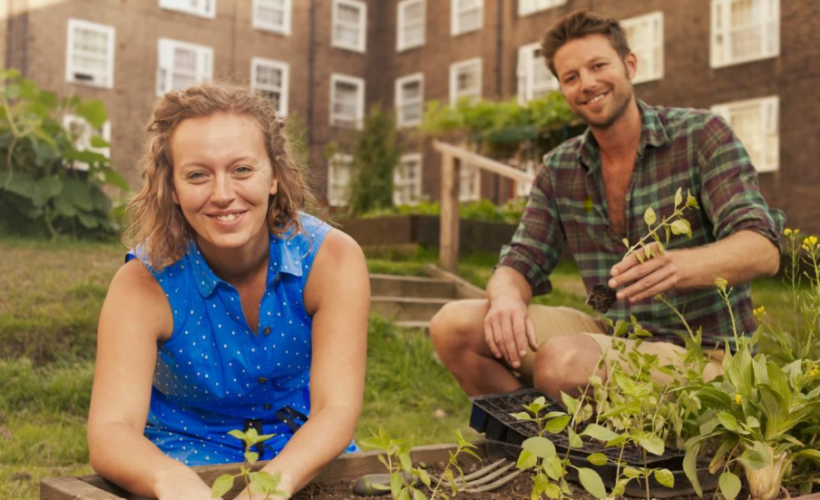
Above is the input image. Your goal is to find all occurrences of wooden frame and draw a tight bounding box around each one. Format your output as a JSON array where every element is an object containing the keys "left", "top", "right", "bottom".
[{"left": 41, "top": 443, "right": 481, "bottom": 500}]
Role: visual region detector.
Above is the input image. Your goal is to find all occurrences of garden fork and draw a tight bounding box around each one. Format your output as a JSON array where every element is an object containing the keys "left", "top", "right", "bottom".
[{"left": 435, "top": 457, "right": 525, "bottom": 493}]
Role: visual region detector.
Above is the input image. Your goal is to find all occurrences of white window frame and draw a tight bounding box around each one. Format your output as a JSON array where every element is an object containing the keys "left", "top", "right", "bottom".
[
  {"left": 159, "top": 0, "right": 216, "bottom": 19},
  {"left": 517, "top": 42, "right": 559, "bottom": 104},
  {"left": 328, "top": 153, "right": 353, "bottom": 207},
  {"left": 251, "top": 57, "right": 289, "bottom": 116},
  {"left": 711, "top": 0, "right": 779, "bottom": 68},
  {"left": 394, "top": 153, "right": 423, "bottom": 205},
  {"left": 65, "top": 19, "right": 116, "bottom": 89},
  {"left": 621, "top": 12, "right": 664, "bottom": 84},
  {"left": 395, "top": 73, "right": 424, "bottom": 128},
  {"left": 330, "top": 73, "right": 365, "bottom": 130},
  {"left": 332, "top": 0, "right": 367, "bottom": 53},
  {"left": 397, "top": 0, "right": 425, "bottom": 51},
  {"left": 712, "top": 96, "right": 779, "bottom": 173},
  {"left": 449, "top": 58, "right": 482, "bottom": 106},
  {"left": 156, "top": 38, "right": 214, "bottom": 97},
  {"left": 253, "top": 0, "right": 292, "bottom": 35},
  {"left": 518, "top": 0, "right": 567, "bottom": 17},
  {"left": 459, "top": 163, "right": 481, "bottom": 202},
  {"left": 63, "top": 114, "right": 111, "bottom": 171},
  {"left": 451, "top": 0, "right": 483, "bottom": 36}
]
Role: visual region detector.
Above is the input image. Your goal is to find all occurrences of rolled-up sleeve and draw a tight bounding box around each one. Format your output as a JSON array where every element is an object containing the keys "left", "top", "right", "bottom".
[
  {"left": 697, "top": 114, "right": 785, "bottom": 251},
  {"left": 498, "top": 160, "right": 566, "bottom": 296}
]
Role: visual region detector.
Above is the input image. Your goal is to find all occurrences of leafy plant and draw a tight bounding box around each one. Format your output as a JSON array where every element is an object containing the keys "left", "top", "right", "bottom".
[
  {"left": 211, "top": 428, "right": 290, "bottom": 499},
  {"left": 359, "top": 427, "right": 478, "bottom": 500},
  {"left": 0, "top": 68, "right": 126, "bottom": 238},
  {"left": 347, "top": 105, "right": 401, "bottom": 216}
]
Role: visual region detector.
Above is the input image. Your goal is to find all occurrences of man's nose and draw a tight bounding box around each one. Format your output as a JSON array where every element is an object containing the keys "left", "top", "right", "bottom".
[{"left": 579, "top": 70, "right": 598, "bottom": 92}]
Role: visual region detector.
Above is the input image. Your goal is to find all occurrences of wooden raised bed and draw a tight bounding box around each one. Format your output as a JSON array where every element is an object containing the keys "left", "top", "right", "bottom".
[
  {"left": 40, "top": 441, "right": 820, "bottom": 500},
  {"left": 40, "top": 443, "right": 479, "bottom": 500}
]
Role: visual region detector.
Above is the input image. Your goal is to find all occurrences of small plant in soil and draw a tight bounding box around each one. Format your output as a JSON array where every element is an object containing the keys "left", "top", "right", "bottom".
[
  {"left": 211, "top": 428, "right": 290, "bottom": 499},
  {"left": 585, "top": 187, "right": 699, "bottom": 314},
  {"left": 359, "top": 427, "right": 479, "bottom": 500}
]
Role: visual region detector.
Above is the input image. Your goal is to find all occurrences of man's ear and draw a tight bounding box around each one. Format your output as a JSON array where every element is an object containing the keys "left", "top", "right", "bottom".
[{"left": 625, "top": 52, "right": 638, "bottom": 80}]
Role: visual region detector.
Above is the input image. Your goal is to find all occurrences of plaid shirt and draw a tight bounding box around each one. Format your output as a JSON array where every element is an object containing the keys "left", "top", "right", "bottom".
[{"left": 499, "top": 100, "right": 785, "bottom": 347}]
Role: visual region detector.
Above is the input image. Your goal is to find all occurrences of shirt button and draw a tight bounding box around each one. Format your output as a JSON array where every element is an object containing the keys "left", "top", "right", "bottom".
[
  {"left": 263, "top": 403, "right": 272, "bottom": 410},
  {"left": 263, "top": 327, "right": 272, "bottom": 336},
  {"left": 258, "top": 377, "right": 267, "bottom": 385}
]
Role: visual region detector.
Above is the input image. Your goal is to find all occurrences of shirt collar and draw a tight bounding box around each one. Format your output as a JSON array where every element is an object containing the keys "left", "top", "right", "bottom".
[
  {"left": 189, "top": 232, "right": 304, "bottom": 298},
  {"left": 577, "top": 99, "right": 669, "bottom": 170}
]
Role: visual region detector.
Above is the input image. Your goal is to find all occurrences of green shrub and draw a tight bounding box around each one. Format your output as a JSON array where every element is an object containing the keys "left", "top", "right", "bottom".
[{"left": 0, "top": 68, "right": 127, "bottom": 238}]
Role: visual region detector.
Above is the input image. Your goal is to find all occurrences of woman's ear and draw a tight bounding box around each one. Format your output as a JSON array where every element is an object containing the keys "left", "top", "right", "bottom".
[
  {"left": 172, "top": 188, "right": 179, "bottom": 205},
  {"left": 269, "top": 177, "right": 279, "bottom": 197}
]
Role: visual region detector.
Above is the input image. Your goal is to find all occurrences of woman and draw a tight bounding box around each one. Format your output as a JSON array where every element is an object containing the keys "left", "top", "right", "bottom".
[{"left": 88, "top": 83, "right": 369, "bottom": 499}]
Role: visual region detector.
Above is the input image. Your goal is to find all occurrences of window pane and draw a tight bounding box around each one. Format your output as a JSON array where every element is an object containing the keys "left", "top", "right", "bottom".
[
  {"left": 256, "top": 66, "right": 282, "bottom": 89},
  {"left": 174, "top": 48, "right": 198, "bottom": 73},
  {"left": 338, "top": 4, "right": 360, "bottom": 23}
]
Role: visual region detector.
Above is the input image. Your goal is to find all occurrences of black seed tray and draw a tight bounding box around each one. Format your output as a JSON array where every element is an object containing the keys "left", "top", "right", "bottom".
[{"left": 469, "top": 387, "right": 686, "bottom": 468}]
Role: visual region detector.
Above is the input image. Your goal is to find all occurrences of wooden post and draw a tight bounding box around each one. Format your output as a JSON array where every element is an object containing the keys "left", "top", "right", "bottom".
[{"left": 439, "top": 152, "right": 460, "bottom": 273}]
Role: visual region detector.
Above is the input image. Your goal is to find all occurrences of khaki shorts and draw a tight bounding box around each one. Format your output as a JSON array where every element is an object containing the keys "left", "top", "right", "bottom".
[{"left": 517, "top": 305, "right": 723, "bottom": 384}]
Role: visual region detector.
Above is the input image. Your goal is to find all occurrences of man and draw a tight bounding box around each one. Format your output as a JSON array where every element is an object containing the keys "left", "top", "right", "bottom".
[{"left": 430, "top": 10, "right": 783, "bottom": 401}]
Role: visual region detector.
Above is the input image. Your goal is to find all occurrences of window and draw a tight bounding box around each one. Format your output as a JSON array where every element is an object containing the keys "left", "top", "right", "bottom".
[
  {"left": 330, "top": 74, "right": 365, "bottom": 129},
  {"left": 516, "top": 161, "right": 536, "bottom": 198},
  {"left": 451, "top": 0, "right": 483, "bottom": 36},
  {"left": 63, "top": 114, "right": 111, "bottom": 171},
  {"left": 517, "top": 43, "right": 559, "bottom": 104},
  {"left": 395, "top": 73, "right": 424, "bottom": 128},
  {"left": 622, "top": 12, "right": 664, "bottom": 84},
  {"left": 711, "top": 0, "right": 779, "bottom": 67},
  {"left": 398, "top": 0, "right": 425, "bottom": 51},
  {"left": 253, "top": 0, "right": 291, "bottom": 34},
  {"left": 159, "top": 0, "right": 215, "bottom": 18},
  {"left": 156, "top": 39, "right": 213, "bottom": 96},
  {"left": 332, "top": 0, "right": 367, "bottom": 53},
  {"left": 518, "top": 0, "right": 566, "bottom": 17},
  {"left": 251, "top": 58, "right": 289, "bottom": 116},
  {"left": 65, "top": 19, "right": 115, "bottom": 88},
  {"left": 394, "top": 153, "right": 423, "bottom": 205},
  {"left": 328, "top": 153, "right": 352, "bottom": 207},
  {"left": 712, "top": 96, "right": 779, "bottom": 173},
  {"left": 459, "top": 163, "right": 480, "bottom": 202},
  {"left": 449, "top": 58, "right": 482, "bottom": 106}
]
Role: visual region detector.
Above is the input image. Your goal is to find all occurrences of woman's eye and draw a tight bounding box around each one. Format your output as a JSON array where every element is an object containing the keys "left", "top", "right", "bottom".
[
  {"left": 235, "top": 165, "right": 253, "bottom": 174},
  {"left": 188, "top": 172, "right": 206, "bottom": 180}
]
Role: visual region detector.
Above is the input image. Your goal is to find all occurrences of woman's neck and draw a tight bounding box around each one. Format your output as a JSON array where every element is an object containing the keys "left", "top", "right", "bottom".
[{"left": 196, "top": 230, "right": 270, "bottom": 286}]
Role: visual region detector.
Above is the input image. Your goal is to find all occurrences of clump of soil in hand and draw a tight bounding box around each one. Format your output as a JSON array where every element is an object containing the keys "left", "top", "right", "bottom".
[{"left": 586, "top": 284, "right": 617, "bottom": 314}]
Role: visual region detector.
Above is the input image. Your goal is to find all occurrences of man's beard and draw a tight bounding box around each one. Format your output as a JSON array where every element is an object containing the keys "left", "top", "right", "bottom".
[{"left": 578, "top": 86, "right": 634, "bottom": 130}]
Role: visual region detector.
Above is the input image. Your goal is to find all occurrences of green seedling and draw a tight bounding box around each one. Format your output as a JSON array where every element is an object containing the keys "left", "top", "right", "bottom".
[{"left": 210, "top": 428, "right": 290, "bottom": 499}]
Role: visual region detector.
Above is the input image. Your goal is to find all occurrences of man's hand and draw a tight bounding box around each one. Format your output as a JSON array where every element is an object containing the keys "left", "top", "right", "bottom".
[
  {"left": 609, "top": 243, "right": 686, "bottom": 302},
  {"left": 483, "top": 297, "right": 538, "bottom": 369}
]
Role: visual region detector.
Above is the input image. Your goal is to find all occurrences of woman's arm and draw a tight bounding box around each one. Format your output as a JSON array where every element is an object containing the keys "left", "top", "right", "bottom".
[
  {"left": 252, "top": 228, "right": 369, "bottom": 494},
  {"left": 88, "top": 260, "right": 216, "bottom": 500}
]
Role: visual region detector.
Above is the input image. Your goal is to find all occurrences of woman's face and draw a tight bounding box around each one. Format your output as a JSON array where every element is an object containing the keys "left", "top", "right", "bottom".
[{"left": 170, "top": 113, "right": 278, "bottom": 254}]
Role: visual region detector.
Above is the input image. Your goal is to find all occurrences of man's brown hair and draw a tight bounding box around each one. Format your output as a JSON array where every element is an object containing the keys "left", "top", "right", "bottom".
[{"left": 541, "top": 10, "right": 631, "bottom": 79}]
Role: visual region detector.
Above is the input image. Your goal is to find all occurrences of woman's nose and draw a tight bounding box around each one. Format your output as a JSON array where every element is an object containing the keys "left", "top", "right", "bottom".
[{"left": 211, "top": 175, "right": 235, "bottom": 205}]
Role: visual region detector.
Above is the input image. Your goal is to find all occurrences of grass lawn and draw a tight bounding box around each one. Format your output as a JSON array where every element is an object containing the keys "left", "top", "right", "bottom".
[{"left": 0, "top": 237, "right": 798, "bottom": 499}]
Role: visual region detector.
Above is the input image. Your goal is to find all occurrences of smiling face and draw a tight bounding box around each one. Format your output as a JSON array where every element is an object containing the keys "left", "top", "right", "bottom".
[
  {"left": 170, "top": 113, "right": 277, "bottom": 256},
  {"left": 553, "top": 34, "right": 637, "bottom": 130}
]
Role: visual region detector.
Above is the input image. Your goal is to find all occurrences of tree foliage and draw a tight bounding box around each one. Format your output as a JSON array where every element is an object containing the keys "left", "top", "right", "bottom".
[
  {"left": 347, "top": 105, "right": 401, "bottom": 216},
  {"left": 0, "top": 68, "right": 126, "bottom": 238}
]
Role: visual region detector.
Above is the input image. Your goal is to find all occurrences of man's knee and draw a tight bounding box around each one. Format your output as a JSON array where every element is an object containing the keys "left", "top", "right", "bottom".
[
  {"left": 430, "top": 300, "right": 487, "bottom": 355},
  {"left": 532, "top": 334, "right": 601, "bottom": 400}
]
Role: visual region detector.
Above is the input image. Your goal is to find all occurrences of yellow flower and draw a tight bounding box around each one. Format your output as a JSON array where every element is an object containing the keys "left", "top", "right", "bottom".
[
  {"left": 735, "top": 394, "right": 742, "bottom": 405},
  {"left": 715, "top": 277, "right": 728, "bottom": 292},
  {"left": 795, "top": 229, "right": 801, "bottom": 235},
  {"left": 804, "top": 236, "right": 818, "bottom": 247},
  {"left": 785, "top": 228, "right": 793, "bottom": 236},
  {"left": 810, "top": 368, "right": 819, "bottom": 377},
  {"left": 753, "top": 306, "right": 766, "bottom": 320}
]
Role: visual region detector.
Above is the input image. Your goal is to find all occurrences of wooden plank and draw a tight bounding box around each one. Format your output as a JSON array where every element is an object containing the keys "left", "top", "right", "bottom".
[
  {"left": 439, "top": 151, "right": 460, "bottom": 272},
  {"left": 425, "top": 263, "right": 486, "bottom": 299},
  {"left": 40, "top": 477, "right": 127, "bottom": 500},
  {"left": 433, "top": 140, "right": 535, "bottom": 184}
]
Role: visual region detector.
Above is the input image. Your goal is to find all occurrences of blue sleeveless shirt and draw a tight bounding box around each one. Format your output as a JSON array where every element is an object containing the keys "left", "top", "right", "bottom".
[{"left": 128, "top": 214, "right": 357, "bottom": 465}]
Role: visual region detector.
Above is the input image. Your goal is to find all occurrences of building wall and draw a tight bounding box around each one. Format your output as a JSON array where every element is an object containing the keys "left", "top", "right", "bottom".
[{"left": 5, "top": 0, "right": 819, "bottom": 233}]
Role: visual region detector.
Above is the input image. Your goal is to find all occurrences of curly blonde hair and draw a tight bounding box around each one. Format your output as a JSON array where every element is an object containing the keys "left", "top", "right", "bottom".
[{"left": 123, "top": 82, "right": 316, "bottom": 270}]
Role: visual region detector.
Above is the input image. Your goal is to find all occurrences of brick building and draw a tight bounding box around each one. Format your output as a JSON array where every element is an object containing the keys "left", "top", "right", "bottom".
[{"left": 3, "top": 0, "right": 818, "bottom": 233}]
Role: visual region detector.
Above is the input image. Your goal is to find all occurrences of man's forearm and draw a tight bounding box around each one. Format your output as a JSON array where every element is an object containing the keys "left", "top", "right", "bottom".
[
  {"left": 486, "top": 266, "right": 534, "bottom": 305},
  {"left": 676, "top": 230, "right": 780, "bottom": 289}
]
